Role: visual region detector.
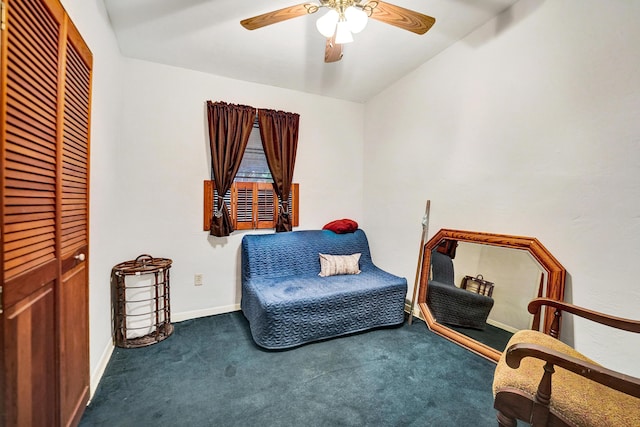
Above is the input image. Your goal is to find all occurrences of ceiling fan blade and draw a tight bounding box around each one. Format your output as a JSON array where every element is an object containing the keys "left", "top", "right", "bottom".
[
  {"left": 368, "top": 1, "right": 436, "bottom": 35},
  {"left": 324, "top": 34, "right": 343, "bottom": 63},
  {"left": 241, "top": 4, "right": 312, "bottom": 30}
]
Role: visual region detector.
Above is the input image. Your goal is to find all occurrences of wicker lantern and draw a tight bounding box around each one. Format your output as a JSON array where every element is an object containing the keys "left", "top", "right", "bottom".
[{"left": 111, "top": 254, "right": 173, "bottom": 348}]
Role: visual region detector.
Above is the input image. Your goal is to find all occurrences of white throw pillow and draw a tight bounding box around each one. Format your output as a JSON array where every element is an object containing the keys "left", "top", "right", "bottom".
[{"left": 318, "top": 253, "right": 361, "bottom": 277}]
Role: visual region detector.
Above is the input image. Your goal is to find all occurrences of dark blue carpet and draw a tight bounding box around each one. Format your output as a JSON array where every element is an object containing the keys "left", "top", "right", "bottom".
[
  {"left": 448, "top": 323, "right": 513, "bottom": 352},
  {"left": 80, "top": 312, "right": 498, "bottom": 426}
]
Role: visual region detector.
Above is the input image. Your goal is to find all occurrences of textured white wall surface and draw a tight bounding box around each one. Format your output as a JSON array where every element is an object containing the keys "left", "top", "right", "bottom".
[
  {"left": 65, "top": 0, "right": 364, "bottom": 391},
  {"left": 61, "top": 0, "right": 639, "bottom": 387},
  {"left": 364, "top": 0, "right": 640, "bottom": 376},
  {"left": 60, "top": 0, "right": 124, "bottom": 391},
  {"left": 115, "top": 58, "right": 364, "bottom": 318}
]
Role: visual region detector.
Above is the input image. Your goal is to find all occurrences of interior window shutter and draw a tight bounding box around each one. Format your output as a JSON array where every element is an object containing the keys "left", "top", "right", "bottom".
[
  {"left": 233, "top": 182, "right": 254, "bottom": 230},
  {"left": 288, "top": 183, "right": 299, "bottom": 227},
  {"left": 205, "top": 181, "right": 233, "bottom": 230},
  {"left": 203, "top": 181, "right": 298, "bottom": 231},
  {"left": 203, "top": 180, "right": 212, "bottom": 230},
  {"left": 256, "top": 182, "right": 276, "bottom": 229}
]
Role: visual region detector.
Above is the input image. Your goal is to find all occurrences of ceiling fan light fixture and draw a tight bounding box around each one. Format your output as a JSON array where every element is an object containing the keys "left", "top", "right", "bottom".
[
  {"left": 344, "top": 6, "right": 367, "bottom": 34},
  {"left": 334, "top": 20, "right": 354, "bottom": 44},
  {"left": 316, "top": 9, "right": 339, "bottom": 38},
  {"left": 240, "top": 1, "right": 436, "bottom": 63}
]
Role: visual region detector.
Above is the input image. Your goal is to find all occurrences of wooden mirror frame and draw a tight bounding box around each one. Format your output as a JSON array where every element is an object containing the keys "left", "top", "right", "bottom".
[{"left": 417, "top": 229, "right": 566, "bottom": 362}]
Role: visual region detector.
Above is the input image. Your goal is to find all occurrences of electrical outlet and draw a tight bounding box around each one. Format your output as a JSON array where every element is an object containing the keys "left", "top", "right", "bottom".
[{"left": 194, "top": 274, "right": 203, "bottom": 286}]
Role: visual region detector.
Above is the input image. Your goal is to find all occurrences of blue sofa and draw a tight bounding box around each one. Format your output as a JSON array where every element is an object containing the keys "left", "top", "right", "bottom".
[{"left": 241, "top": 229, "right": 407, "bottom": 349}]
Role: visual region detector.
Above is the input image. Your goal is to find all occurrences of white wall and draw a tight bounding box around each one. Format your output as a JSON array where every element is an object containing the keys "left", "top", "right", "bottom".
[
  {"left": 364, "top": 0, "right": 640, "bottom": 376},
  {"left": 116, "top": 58, "right": 364, "bottom": 317},
  {"left": 61, "top": 0, "right": 640, "bottom": 390},
  {"left": 64, "top": 1, "right": 364, "bottom": 393},
  {"left": 60, "top": 0, "right": 124, "bottom": 393}
]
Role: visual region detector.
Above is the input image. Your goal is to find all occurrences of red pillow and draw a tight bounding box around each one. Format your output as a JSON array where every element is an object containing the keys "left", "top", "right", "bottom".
[{"left": 323, "top": 219, "right": 359, "bottom": 234}]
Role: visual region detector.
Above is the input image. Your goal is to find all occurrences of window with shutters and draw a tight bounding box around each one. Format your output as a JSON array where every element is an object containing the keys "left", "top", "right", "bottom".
[
  {"left": 203, "top": 181, "right": 299, "bottom": 231},
  {"left": 203, "top": 118, "right": 299, "bottom": 231}
]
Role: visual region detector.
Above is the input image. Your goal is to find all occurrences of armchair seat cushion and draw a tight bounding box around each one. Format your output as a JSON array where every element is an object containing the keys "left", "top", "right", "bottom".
[
  {"left": 427, "top": 280, "right": 494, "bottom": 329},
  {"left": 493, "top": 330, "right": 640, "bottom": 427},
  {"left": 427, "top": 250, "right": 494, "bottom": 330}
]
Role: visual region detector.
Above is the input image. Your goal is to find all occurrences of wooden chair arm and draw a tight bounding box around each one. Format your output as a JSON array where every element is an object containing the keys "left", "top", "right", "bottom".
[
  {"left": 506, "top": 342, "right": 640, "bottom": 399},
  {"left": 528, "top": 297, "right": 640, "bottom": 333}
]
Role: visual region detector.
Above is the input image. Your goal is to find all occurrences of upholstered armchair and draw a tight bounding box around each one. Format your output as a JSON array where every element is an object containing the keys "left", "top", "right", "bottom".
[
  {"left": 427, "top": 250, "right": 494, "bottom": 330},
  {"left": 493, "top": 297, "right": 640, "bottom": 427}
]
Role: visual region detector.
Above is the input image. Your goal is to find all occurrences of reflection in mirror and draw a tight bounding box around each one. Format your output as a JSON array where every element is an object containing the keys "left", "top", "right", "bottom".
[
  {"left": 417, "top": 229, "right": 566, "bottom": 362},
  {"left": 441, "top": 242, "right": 547, "bottom": 351}
]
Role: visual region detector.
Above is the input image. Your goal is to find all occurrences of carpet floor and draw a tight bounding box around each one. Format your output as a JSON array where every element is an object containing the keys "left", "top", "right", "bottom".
[
  {"left": 448, "top": 323, "right": 513, "bottom": 352},
  {"left": 80, "top": 312, "right": 499, "bottom": 427}
]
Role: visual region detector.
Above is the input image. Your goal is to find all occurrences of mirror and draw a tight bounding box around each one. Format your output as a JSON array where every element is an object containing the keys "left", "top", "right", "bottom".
[{"left": 417, "top": 229, "right": 566, "bottom": 362}]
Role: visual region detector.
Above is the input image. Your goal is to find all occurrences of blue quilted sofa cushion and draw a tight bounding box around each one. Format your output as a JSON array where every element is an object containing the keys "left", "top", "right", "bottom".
[{"left": 241, "top": 229, "right": 407, "bottom": 349}]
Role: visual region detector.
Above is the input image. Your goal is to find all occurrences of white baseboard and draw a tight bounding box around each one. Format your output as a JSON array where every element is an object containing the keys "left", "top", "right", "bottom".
[
  {"left": 486, "top": 319, "right": 519, "bottom": 333},
  {"left": 89, "top": 340, "right": 114, "bottom": 401},
  {"left": 172, "top": 303, "right": 241, "bottom": 323},
  {"left": 404, "top": 301, "right": 425, "bottom": 321}
]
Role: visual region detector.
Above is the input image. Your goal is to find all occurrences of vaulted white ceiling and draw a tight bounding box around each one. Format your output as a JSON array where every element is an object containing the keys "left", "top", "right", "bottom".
[{"left": 103, "top": 0, "right": 519, "bottom": 102}]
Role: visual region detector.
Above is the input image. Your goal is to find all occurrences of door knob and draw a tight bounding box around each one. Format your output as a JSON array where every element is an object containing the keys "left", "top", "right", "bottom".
[{"left": 74, "top": 253, "right": 86, "bottom": 262}]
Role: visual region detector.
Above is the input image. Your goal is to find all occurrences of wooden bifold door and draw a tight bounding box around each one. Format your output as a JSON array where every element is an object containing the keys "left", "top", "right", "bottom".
[{"left": 1, "top": 0, "right": 93, "bottom": 425}]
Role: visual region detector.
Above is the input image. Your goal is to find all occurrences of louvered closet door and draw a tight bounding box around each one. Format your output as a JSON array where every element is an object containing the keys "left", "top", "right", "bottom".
[
  {"left": 1, "top": 0, "right": 63, "bottom": 424},
  {"left": 58, "top": 19, "right": 91, "bottom": 427},
  {"left": 58, "top": 19, "right": 91, "bottom": 426},
  {"left": 0, "top": 0, "right": 92, "bottom": 425}
]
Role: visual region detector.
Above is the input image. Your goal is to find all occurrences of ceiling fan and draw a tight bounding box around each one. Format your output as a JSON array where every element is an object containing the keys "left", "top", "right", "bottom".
[{"left": 240, "top": 1, "right": 436, "bottom": 63}]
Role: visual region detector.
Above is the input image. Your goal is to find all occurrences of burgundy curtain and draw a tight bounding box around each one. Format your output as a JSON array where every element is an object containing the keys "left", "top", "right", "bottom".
[
  {"left": 206, "top": 101, "right": 256, "bottom": 237},
  {"left": 257, "top": 109, "right": 300, "bottom": 232}
]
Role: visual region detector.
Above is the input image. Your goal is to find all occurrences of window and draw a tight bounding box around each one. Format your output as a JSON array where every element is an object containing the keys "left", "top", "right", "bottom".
[
  {"left": 203, "top": 119, "right": 299, "bottom": 231},
  {"left": 235, "top": 119, "right": 271, "bottom": 182},
  {"left": 203, "top": 181, "right": 299, "bottom": 231}
]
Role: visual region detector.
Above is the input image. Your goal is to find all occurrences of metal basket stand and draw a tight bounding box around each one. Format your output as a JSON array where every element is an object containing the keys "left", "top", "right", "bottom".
[{"left": 111, "top": 254, "right": 174, "bottom": 348}]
